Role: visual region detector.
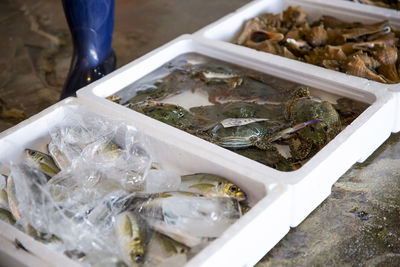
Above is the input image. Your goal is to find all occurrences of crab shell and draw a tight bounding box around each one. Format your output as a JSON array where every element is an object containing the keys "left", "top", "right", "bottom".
[{"left": 289, "top": 97, "right": 341, "bottom": 147}]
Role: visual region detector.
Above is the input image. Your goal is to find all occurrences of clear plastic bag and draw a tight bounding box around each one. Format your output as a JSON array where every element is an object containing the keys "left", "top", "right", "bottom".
[
  {"left": 139, "top": 193, "right": 241, "bottom": 238},
  {"left": 4, "top": 106, "right": 245, "bottom": 267},
  {"left": 48, "top": 108, "right": 153, "bottom": 192}
]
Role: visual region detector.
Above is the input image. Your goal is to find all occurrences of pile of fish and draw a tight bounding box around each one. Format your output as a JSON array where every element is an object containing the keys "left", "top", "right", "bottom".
[
  {"left": 235, "top": 6, "right": 400, "bottom": 83},
  {"left": 0, "top": 110, "right": 249, "bottom": 267},
  {"left": 110, "top": 54, "right": 368, "bottom": 171},
  {"left": 351, "top": 0, "right": 400, "bottom": 10}
]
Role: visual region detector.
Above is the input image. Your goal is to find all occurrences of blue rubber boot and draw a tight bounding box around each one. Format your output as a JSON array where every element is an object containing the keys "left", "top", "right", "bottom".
[{"left": 61, "top": 0, "right": 116, "bottom": 99}]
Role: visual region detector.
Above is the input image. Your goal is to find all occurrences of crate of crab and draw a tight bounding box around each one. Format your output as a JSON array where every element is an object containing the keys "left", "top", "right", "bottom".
[
  {"left": 0, "top": 97, "right": 290, "bottom": 267},
  {"left": 193, "top": 0, "right": 400, "bottom": 130},
  {"left": 76, "top": 34, "right": 397, "bottom": 227}
]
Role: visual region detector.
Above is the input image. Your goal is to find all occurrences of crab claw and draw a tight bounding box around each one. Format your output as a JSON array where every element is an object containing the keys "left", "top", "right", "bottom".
[{"left": 268, "top": 119, "right": 322, "bottom": 142}]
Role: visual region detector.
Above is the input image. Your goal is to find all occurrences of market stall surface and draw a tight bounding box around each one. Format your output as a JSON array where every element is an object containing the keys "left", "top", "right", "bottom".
[{"left": 0, "top": 0, "right": 399, "bottom": 266}]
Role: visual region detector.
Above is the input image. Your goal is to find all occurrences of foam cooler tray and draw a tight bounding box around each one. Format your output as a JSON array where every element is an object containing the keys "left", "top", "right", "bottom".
[
  {"left": 195, "top": 0, "right": 400, "bottom": 42},
  {"left": 3, "top": 1, "right": 400, "bottom": 265},
  {"left": 194, "top": 0, "right": 400, "bottom": 128},
  {"left": 337, "top": 0, "right": 400, "bottom": 16},
  {"left": 77, "top": 34, "right": 398, "bottom": 227},
  {"left": 0, "top": 98, "right": 290, "bottom": 267}
]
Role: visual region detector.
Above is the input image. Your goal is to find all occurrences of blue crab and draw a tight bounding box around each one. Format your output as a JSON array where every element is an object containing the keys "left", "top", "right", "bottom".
[
  {"left": 285, "top": 87, "right": 341, "bottom": 161},
  {"left": 204, "top": 118, "right": 320, "bottom": 171}
]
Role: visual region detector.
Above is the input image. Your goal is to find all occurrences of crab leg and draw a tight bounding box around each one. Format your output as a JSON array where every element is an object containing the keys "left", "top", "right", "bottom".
[
  {"left": 268, "top": 119, "right": 322, "bottom": 142},
  {"left": 215, "top": 119, "right": 321, "bottom": 148}
]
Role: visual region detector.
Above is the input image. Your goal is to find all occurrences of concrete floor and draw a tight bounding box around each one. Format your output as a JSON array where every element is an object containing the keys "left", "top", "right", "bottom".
[{"left": 0, "top": 0, "right": 399, "bottom": 266}]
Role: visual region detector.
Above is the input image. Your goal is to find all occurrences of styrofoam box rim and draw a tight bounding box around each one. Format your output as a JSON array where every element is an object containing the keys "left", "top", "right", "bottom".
[
  {"left": 193, "top": 0, "right": 400, "bottom": 94},
  {"left": 77, "top": 34, "right": 397, "bottom": 226},
  {"left": 195, "top": 0, "right": 400, "bottom": 37},
  {"left": 301, "top": 0, "right": 400, "bottom": 19},
  {"left": 0, "top": 97, "right": 291, "bottom": 267},
  {"left": 78, "top": 34, "right": 396, "bottom": 180},
  {"left": 195, "top": 0, "right": 400, "bottom": 39}
]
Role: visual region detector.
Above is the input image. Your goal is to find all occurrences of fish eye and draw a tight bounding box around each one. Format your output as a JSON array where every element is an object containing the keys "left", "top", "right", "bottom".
[
  {"left": 218, "top": 182, "right": 222, "bottom": 186},
  {"left": 135, "top": 254, "right": 142, "bottom": 262},
  {"left": 134, "top": 237, "right": 140, "bottom": 241},
  {"left": 229, "top": 185, "right": 238, "bottom": 192}
]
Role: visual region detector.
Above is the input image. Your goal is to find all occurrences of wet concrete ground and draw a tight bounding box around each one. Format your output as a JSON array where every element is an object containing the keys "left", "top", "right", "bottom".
[
  {"left": 1, "top": 0, "right": 399, "bottom": 266},
  {"left": 258, "top": 134, "right": 400, "bottom": 266}
]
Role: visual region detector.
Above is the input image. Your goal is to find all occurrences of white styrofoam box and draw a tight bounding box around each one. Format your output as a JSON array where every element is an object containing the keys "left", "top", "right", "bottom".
[
  {"left": 193, "top": 0, "right": 400, "bottom": 131},
  {"left": 77, "top": 34, "right": 397, "bottom": 227},
  {"left": 0, "top": 97, "right": 290, "bottom": 267},
  {"left": 0, "top": 221, "right": 81, "bottom": 267},
  {"left": 336, "top": 0, "right": 400, "bottom": 18},
  {"left": 195, "top": 0, "right": 400, "bottom": 43}
]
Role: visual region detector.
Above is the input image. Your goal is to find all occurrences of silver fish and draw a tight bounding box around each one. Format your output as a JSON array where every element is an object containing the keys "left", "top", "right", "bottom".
[
  {"left": 179, "top": 173, "right": 247, "bottom": 201},
  {"left": 115, "top": 211, "right": 146, "bottom": 265},
  {"left": 6, "top": 175, "right": 21, "bottom": 221},
  {"left": 0, "top": 174, "right": 8, "bottom": 210},
  {"left": 25, "top": 223, "right": 62, "bottom": 244},
  {"left": 146, "top": 231, "right": 189, "bottom": 264},
  {"left": 47, "top": 142, "right": 71, "bottom": 170},
  {"left": 25, "top": 148, "right": 60, "bottom": 178},
  {"left": 0, "top": 207, "right": 15, "bottom": 225}
]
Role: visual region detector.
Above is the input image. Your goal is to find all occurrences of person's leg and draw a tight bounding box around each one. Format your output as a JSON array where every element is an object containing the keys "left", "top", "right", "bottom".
[{"left": 61, "top": 0, "right": 116, "bottom": 99}]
